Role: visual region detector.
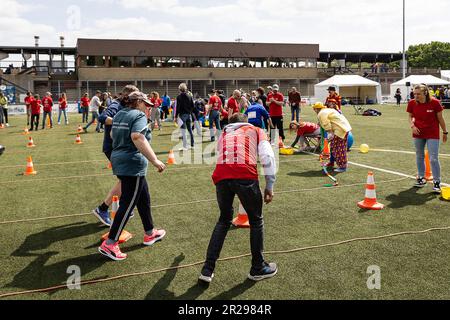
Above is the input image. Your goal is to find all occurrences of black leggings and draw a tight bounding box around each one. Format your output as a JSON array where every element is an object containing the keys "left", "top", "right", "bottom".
[
  {"left": 30, "top": 114, "right": 40, "bottom": 130},
  {"left": 108, "top": 176, "right": 154, "bottom": 242},
  {"left": 1, "top": 108, "right": 8, "bottom": 124}
]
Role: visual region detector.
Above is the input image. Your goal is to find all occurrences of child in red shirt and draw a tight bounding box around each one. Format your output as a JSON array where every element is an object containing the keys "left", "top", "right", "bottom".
[
  {"left": 289, "top": 121, "right": 321, "bottom": 150},
  {"left": 29, "top": 95, "right": 42, "bottom": 131},
  {"left": 80, "top": 93, "right": 90, "bottom": 123}
]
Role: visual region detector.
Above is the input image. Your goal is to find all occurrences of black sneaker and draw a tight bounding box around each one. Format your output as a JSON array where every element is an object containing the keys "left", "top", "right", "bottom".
[
  {"left": 248, "top": 262, "right": 278, "bottom": 281},
  {"left": 414, "top": 177, "right": 427, "bottom": 188},
  {"left": 198, "top": 268, "right": 214, "bottom": 283},
  {"left": 433, "top": 181, "right": 442, "bottom": 194}
]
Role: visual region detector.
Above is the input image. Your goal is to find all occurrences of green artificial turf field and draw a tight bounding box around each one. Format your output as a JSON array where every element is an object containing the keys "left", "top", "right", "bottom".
[{"left": 0, "top": 104, "right": 449, "bottom": 300}]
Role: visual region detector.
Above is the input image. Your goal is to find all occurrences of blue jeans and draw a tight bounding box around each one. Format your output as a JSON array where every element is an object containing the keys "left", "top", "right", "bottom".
[
  {"left": 180, "top": 113, "right": 194, "bottom": 148},
  {"left": 209, "top": 110, "right": 222, "bottom": 140},
  {"left": 85, "top": 111, "right": 100, "bottom": 131},
  {"left": 414, "top": 138, "right": 441, "bottom": 181},
  {"left": 291, "top": 104, "right": 300, "bottom": 122},
  {"left": 42, "top": 111, "right": 53, "bottom": 128},
  {"left": 58, "top": 109, "right": 68, "bottom": 123}
]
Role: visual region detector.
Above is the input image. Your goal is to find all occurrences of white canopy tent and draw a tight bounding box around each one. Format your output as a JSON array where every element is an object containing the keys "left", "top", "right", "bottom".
[
  {"left": 390, "top": 75, "right": 450, "bottom": 101},
  {"left": 441, "top": 70, "right": 450, "bottom": 82},
  {"left": 314, "top": 75, "right": 382, "bottom": 105}
]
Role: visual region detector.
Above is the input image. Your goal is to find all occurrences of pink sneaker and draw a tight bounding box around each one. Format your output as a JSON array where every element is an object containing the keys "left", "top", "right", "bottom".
[
  {"left": 98, "top": 240, "right": 127, "bottom": 261},
  {"left": 143, "top": 229, "right": 166, "bottom": 246}
]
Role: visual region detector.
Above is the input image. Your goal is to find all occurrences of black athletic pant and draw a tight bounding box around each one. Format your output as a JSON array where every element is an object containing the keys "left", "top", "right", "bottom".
[
  {"left": 270, "top": 116, "right": 285, "bottom": 141},
  {"left": 30, "top": 114, "right": 40, "bottom": 131},
  {"left": 108, "top": 176, "right": 154, "bottom": 242},
  {"left": 2, "top": 108, "right": 8, "bottom": 124},
  {"left": 202, "top": 179, "right": 265, "bottom": 275}
]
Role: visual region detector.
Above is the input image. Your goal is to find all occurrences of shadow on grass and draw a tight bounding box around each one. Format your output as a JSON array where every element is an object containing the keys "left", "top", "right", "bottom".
[
  {"left": 287, "top": 170, "right": 326, "bottom": 178},
  {"left": 145, "top": 253, "right": 210, "bottom": 300},
  {"left": 5, "top": 243, "right": 145, "bottom": 294},
  {"left": 211, "top": 279, "right": 256, "bottom": 300},
  {"left": 4, "top": 222, "right": 149, "bottom": 294},
  {"left": 385, "top": 187, "right": 436, "bottom": 209}
]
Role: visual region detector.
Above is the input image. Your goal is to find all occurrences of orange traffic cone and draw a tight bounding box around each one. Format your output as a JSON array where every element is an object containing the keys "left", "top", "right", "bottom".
[
  {"left": 425, "top": 150, "right": 433, "bottom": 181},
  {"left": 357, "top": 172, "right": 384, "bottom": 210},
  {"left": 24, "top": 156, "right": 37, "bottom": 175},
  {"left": 27, "top": 136, "right": 36, "bottom": 148},
  {"left": 232, "top": 202, "right": 250, "bottom": 228},
  {"left": 107, "top": 161, "right": 113, "bottom": 170},
  {"left": 167, "top": 150, "right": 176, "bottom": 165},
  {"left": 75, "top": 134, "right": 83, "bottom": 145},
  {"left": 77, "top": 125, "right": 83, "bottom": 133},
  {"left": 101, "top": 196, "right": 133, "bottom": 244},
  {"left": 22, "top": 127, "right": 30, "bottom": 135},
  {"left": 0, "top": 123, "right": 5, "bottom": 129},
  {"left": 47, "top": 117, "right": 51, "bottom": 128}
]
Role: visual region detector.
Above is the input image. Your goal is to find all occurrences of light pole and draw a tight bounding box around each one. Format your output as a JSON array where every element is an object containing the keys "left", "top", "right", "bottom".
[{"left": 402, "top": 0, "right": 406, "bottom": 79}]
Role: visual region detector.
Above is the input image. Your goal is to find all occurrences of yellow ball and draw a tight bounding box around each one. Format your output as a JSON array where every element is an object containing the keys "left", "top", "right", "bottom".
[{"left": 360, "top": 144, "right": 370, "bottom": 154}]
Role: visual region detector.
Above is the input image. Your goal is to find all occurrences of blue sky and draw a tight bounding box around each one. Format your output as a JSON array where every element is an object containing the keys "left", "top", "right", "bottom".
[{"left": 1, "top": 0, "right": 450, "bottom": 52}]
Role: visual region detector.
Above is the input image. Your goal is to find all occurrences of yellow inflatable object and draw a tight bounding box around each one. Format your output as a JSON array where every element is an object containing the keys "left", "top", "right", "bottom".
[
  {"left": 442, "top": 187, "right": 450, "bottom": 201},
  {"left": 359, "top": 144, "right": 370, "bottom": 154},
  {"left": 280, "top": 147, "right": 295, "bottom": 155}
]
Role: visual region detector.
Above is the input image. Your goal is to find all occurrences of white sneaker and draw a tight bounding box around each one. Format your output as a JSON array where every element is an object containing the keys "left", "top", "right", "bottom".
[
  {"left": 6, "top": 123, "right": 10, "bottom": 127},
  {"left": 179, "top": 147, "right": 188, "bottom": 151},
  {"left": 58, "top": 122, "right": 61, "bottom": 125}
]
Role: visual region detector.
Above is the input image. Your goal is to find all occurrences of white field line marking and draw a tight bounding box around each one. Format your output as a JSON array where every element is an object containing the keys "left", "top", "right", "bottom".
[
  {"left": 303, "top": 151, "right": 450, "bottom": 187},
  {"left": 0, "top": 177, "right": 409, "bottom": 226},
  {"left": 369, "top": 148, "right": 450, "bottom": 157}
]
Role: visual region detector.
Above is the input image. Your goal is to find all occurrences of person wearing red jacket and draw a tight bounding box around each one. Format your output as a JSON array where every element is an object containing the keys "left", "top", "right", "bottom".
[
  {"left": 199, "top": 113, "right": 278, "bottom": 283},
  {"left": 29, "top": 94, "right": 42, "bottom": 131},
  {"left": 41, "top": 92, "right": 54, "bottom": 129},
  {"left": 289, "top": 121, "right": 321, "bottom": 150}
]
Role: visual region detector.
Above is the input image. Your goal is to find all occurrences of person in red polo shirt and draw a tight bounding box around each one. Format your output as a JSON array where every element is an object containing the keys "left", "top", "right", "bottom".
[
  {"left": 80, "top": 93, "right": 90, "bottom": 123},
  {"left": 289, "top": 121, "right": 321, "bottom": 150},
  {"left": 24, "top": 92, "right": 34, "bottom": 126},
  {"left": 29, "top": 94, "right": 42, "bottom": 131},
  {"left": 207, "top": 90, "right": 222, "bottom": 142},
  {"left": 267, "top": 84, "right": 285, "bottom": 144},
  {"left": 41, "top": 92, "right": 54, "bottom": 129},
  {"left": 408, "top": 84, "right": 447, "bottom": 193},
  {"left": 58, "top": 93, "right": 69, "bottom": 125},
  {"left": 199, "top": 113, "right": 278, "bottom": 283}
]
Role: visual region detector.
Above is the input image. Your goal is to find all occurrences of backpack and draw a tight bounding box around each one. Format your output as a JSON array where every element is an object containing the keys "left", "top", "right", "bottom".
[{"left": 363, "top": 109, "right": 382, "bottom": 116}]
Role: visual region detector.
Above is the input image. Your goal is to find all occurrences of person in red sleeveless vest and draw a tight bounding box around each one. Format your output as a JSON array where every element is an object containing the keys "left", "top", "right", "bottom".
[
  {"left": 325, "top": 86, "right": 342, "bottom": 113},
  {"left": 199, "top": 113, "right": 278, "bottom": 283}
]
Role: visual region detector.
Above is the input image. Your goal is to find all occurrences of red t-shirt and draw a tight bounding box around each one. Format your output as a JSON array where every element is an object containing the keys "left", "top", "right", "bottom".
[
  {"left": 268, "top": 92, "right": 284, "bottom": 117},
  {"left": 212, "top": 125, "right": 268, "bottom": 185},
  {"left": 42, "top": 97, "right": 53, "bottom": 112},
  {"left": 227, "top": 97, "right": 240, "bottom": 114},
  {"left": 151, "top": 98, "right": 162, "bottom": 108},
  {"left": 297, "top": 122, "right": 320, "bottom": 136},
  {"left": 25, "top": 96, "right": 34, "bottom": 107},
  {"left": 30, "top": 99, "right": 42, "bottom": 115},
  {"left": 59, "top": 98, "right": 67, "bottom": 109},
  {"left": 81, "top": 97, "right": 90, "bottom": 107},
  {"left": 208, "top": 96, "right": 222, "bottom": 111},
  {"left": 221, "top": 109, "right": 229, "bottom": 119},
  {"left": 407, "top": 98, "right": 444, "bottom": 139}
]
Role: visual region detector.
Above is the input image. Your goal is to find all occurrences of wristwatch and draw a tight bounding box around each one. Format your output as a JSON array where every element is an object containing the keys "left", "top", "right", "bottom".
[{"left": 443, "top": 132, "right": 449, "bottom": 135}]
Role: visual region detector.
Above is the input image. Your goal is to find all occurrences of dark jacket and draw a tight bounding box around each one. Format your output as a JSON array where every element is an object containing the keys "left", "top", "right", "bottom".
[{"left": 175, "top": 92, "right": 195, "bottom": 117}]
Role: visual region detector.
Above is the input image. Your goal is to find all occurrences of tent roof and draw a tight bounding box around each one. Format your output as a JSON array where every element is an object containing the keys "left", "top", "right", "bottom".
[
  {"left": 391, "top": 75, "right": 450, "bottom": 86},
  {"left": 315, "top": 75, "right": 381, "bottom": 87},
  {"left": 441, "top": 70, "right": 450, "bottom": 80}
]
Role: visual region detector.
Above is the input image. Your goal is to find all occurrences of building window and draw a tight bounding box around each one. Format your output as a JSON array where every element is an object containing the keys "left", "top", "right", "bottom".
[
  {"left": 110, "top": 56, "right": 133, "bottom": 68},
  {"left": 135, "top": 57, "right": 155, "bottom": 67}
]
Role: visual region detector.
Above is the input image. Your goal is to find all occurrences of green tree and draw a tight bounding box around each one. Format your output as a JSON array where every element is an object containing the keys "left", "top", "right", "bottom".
[{"left": 407, "top": 42, "right": 450, "bottom": 69}]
